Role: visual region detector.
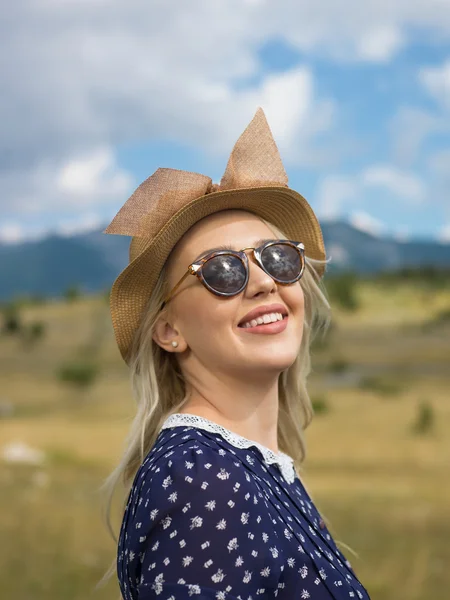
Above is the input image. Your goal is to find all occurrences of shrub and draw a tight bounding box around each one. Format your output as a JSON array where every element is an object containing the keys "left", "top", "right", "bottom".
[
  {"left": 359, "top": 376, "right": 402, "bottom": 396},
  {"left": 1, "top": 305, "right": 22, "bottom": 335},
  {"left": 22, "top": 321, "right": 46, "bottom": 344},
  {"left": 411, "top": 399, "right": 434, "bottom": 435},
  {"left": 311, "top": 321, "right": 335, "bottom": 352},
  {"left": 65, "top": 285, "right": 81, "bottom": 302},
  {"left": 432, "top": 308, "right": 450, "bottom": 324},
  {"left": 311, "top": 394, "right": 329, "bottom": 415},
  {"left": 328, "top": 357, "right": 349, "bottom": 373},
  {"left": 56, "top": 360, "right": 99, "bottom": 388},
  {"left": 326, "top": 272, "right": 359, "bottom": 311}
]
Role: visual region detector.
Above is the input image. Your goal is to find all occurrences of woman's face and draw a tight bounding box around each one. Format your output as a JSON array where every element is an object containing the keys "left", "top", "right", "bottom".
[{"left": 153, "top": 210, "right": 305, "bottom": 378}]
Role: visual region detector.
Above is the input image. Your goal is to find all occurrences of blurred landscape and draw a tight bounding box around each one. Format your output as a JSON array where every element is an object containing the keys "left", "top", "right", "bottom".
[
  {"left": 1, "top": 221, "right": 450, "bottom": 300},
  {"left": 0, "top": 250, "right": 449, "bottom": 599},
  {"left": 2, "top": 0, "right": 450, "bottom": 597}
]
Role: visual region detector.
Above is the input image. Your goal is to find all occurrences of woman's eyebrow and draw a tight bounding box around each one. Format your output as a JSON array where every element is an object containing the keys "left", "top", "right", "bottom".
[{"left": 193, "top": 238, "right": 274, "bottom": 262}]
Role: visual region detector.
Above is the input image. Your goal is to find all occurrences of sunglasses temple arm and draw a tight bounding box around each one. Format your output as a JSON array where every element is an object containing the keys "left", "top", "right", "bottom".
[{"left": 160, "top": 268, "right": 193, "bottom": 310}]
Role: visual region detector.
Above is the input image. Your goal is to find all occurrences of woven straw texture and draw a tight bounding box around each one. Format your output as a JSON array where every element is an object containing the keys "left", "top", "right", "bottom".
[{"left": 103, "top": 108, "right": 326, "bottom": 364}]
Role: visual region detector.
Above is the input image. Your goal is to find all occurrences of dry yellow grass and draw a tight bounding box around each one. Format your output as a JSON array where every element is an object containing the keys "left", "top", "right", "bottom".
[{"left": 0, "top": 281, "right": 449, "bottom": 599}]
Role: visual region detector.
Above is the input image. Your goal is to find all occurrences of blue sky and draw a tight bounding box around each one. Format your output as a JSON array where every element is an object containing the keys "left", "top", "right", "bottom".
[{"left": 1, "top": 1, "right": 449, "bottom": 244}]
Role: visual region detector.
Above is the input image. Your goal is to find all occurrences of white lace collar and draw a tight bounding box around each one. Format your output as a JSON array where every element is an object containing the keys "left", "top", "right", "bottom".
[{"left": 160, "top": 412, "right": 296, "bottom": 484}]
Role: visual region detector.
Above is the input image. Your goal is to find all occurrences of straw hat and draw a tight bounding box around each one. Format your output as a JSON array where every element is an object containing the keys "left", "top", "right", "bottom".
[{"left": 103, "top": 108, "right": 326, "bottom": 364}]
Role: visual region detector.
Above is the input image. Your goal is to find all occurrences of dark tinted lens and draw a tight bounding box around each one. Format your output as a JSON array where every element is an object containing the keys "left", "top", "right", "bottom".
[
  {"left": 261, "top": 244, "right": 302, "bottom": 282},
  {"left": 202, "top": 254, "right": 247, "bottom": 294}
]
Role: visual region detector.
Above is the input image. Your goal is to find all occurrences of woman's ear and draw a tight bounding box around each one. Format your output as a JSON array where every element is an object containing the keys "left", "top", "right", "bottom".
[{"left": 152, "top": 314, "right": 182, "bottom": 351}]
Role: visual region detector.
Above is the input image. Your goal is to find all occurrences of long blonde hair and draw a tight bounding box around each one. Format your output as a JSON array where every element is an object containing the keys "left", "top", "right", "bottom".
[{"left": 96, "top": 217, "right": 334, "bottom": 592}]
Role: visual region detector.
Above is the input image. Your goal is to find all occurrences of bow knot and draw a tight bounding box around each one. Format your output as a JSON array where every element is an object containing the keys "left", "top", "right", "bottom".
[
  {"left": 207, "top": 182, "right": 221, "bottom": 194},
  {"left": 103, "top": 108, "right": 288, "bottom": 240}
]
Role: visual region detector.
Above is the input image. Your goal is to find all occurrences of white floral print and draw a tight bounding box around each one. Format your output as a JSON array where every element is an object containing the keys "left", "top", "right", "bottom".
[{"left": 117, "top": 416, "right": 372, "bottom": 599}]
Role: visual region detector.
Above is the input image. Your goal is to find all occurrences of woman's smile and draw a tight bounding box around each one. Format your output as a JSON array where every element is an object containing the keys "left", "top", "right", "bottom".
[{"left": 237, "top": 315, "right": 289, "bottom": 334}]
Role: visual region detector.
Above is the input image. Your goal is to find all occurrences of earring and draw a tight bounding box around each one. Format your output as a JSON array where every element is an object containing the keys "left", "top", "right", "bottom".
[{"left": 171, "top": 340, "right": 178, "bottom": 348}]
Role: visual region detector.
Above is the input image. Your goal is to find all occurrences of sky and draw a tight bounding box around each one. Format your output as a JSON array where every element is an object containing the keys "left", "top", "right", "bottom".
[{"left": 1, "top": 0, "right": 450, "bottom": 245}]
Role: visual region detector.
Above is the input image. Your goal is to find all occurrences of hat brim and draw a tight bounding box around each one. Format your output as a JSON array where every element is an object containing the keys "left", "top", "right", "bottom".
[{"left": 109, "top": 186, "right": 326, "bottom": 363}]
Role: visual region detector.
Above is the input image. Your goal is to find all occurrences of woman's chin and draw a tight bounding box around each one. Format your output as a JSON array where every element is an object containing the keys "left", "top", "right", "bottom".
[{"left": 236, "top": 346, "right": 298, "bottom": 372}]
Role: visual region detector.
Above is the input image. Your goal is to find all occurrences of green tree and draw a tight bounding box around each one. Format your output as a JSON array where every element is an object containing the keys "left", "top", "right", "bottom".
[
  {"left": 22, "top": 321, "right": 46, "bottom": 346},
  {"left": 411, "top": 399, "right": 434, "bottom": 435},
  {"left": 326, "top": 272, "right": 359, "bottom": 311},
  {"left": 65, "top": 285, "right": 81, "bottom": 302},
  {"left": 1, "top": 304, "right": 22, "bottom": 335},
  {"left": 311, "top": 394, "right": 329, "bottom": 415},
  {"left": 57, "top": 360, "right": 99, "bottom": 389}
]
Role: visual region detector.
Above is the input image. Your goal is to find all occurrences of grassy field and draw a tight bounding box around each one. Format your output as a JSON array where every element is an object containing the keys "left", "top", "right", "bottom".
[{"left": 0, "top": 278, "right": 449, "bottom": 599}]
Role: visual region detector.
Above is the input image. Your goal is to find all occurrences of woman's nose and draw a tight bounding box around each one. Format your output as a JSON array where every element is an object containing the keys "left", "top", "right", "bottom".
[{"left": 246, "top": 254, "right": 277, "bottom": 293}]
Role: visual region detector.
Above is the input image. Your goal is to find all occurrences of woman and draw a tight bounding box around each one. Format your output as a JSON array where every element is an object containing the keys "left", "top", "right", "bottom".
[{"left": 99, "top": 109, "right": 372, "bottom": 599}]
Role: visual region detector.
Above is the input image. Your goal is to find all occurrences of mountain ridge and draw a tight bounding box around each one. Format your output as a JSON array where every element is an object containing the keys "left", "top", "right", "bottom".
[{"left": 0, "top": 220, "right": 448, "bottom": 301}]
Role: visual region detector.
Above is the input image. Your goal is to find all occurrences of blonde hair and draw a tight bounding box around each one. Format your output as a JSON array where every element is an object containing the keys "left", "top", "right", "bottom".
[{"left": 95, "top": 216, "right": 352, "bottom": 593}]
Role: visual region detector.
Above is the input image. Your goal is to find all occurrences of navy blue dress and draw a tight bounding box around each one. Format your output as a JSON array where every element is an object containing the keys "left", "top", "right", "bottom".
[{"left": 117, "top": 413, "right": 372, "bottom": 599}]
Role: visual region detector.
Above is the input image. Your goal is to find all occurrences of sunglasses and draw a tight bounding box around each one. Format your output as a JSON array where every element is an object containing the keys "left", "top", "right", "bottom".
[{"left": 161, "top": 239, "right": 305, "bottom": 310}]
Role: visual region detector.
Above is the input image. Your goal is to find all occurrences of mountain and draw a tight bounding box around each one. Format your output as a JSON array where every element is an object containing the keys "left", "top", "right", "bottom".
[
  {"left": 0, "top": 231, "right": 129, "bottom": 301},
  {"left": 320, "top": 221, "right": 450, "bottom": 274},
  {"left": 0, "top": 220, "right": 448, "bottom": 301}
]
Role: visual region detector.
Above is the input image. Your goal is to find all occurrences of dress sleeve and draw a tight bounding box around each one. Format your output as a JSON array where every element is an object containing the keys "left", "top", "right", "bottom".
[{"left": 126, "top": 441, "right": 283, "bottom": 599}]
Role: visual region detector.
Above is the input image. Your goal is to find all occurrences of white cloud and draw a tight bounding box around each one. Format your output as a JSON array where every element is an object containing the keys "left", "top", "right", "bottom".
[
  {"left": 389, "top": 107, "right": 442, "bottom": 166},
  {"left": 0, "top": 213, "right": 107, "bottom": 245},
  {"left": 356, "top": 25, "right": 405, "bottom": 62},
  {"left": 1, "top": 0, "right": 450, "bottom": 240},
  {"left": 349, "top": 210, "right": 386, "bottom": 237},
  {"left": 0, "top": 147, "right": 133, "bottom": 216},
  {"left": 56, "top": 213, "right": 105, "bottom": 237},
  {"left": 316, "top": 176, "right": 359, "bottom": 219},
  {"left": 223, "top": 68, "right": 336, "bottom": 166},
  {"left": 0, "top": 223, "right": 26, "bottom": 244},
  {"left": 2, "top": 0, "right": 450, "bottom": 176},
  {"left": 419, "top": 60, "right": 450, "bottom": 108},
  {"left": 0, "top": 222, "right": 49, "bottom": 245},
  {"left": 326, "top": 243, "right": 349, "bottom": 266},
  {"left": 1, "top": 65, "right": 336, "bottom": 224},
  {"left": 55, "top": 148, "right": 132, "bottom": 201},
  {"left": 438, "top": 223, "right": 450, "bottom": 243},
  {"left": 428, "top": 149, "right": 450, "bottom": 178},
  {"left": 362, "top": 165, "right": 425, "bottom": 204},
  {"left": 316, "top": 165, "right": 426, "bottom": 222},
  {"left": 393, "top": 226, "right": 410, "bottom": 242}
]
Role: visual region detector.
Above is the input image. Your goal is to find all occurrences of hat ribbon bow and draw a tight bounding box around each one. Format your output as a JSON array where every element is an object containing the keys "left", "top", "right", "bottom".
[{"left": 103, "top": 108, "right": 288, "bottom": 238}]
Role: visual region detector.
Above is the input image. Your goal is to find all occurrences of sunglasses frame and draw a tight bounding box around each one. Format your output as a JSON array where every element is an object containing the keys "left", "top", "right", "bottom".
[{"left": 160, "top": 239, "right": 305, "bottom": 310}]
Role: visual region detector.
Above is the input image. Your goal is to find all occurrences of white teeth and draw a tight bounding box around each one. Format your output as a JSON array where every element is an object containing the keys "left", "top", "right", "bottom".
[{"left": 241, "top": 312, "right": 284, "bottom": 328}]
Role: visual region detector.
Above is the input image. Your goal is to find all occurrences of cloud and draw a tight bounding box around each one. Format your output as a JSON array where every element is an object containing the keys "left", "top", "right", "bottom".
[
  {"left": 2, "top": 0, "right": 450, "bottom": 241},
  {"left": 1, "top": 61, "right": 336, "bottom": 226},
  {"left": 356, "top": 25, "right": 405, "bottom": 62},
  {"left": 389, "top": 106, "right": 443, "bottom": 166},
  {"left": 316, "top": 176, "right": 359, "bottom": 219},
  {"left": 393, "top": 226, "right": 410, "bottom": 242},
  {"left": 438, "top": 223, "right": 450, "bottom": 243},
  {"left": 349, "top": 210, "right": 387, "bottom": 237},
  {"left": 316, "top": 165, "right": 426, "bottom": 221},
  {"left": 55, "top": 148, "right": 132, "bottom": 203},
  {"left": 1, "top": 147, "right": 132, "bottom": 215},
  {"left": 0, "top": 223, "right": 27, "bottom": 244},
  {"left": 3, "top": 0, "right": 450, "bottom": 175},
  {"left": 361, "top": 165, "right": 425, "bottom": 204},
  {"left": 222, "top": 68, "right": 336, "bottom": 166},
  {"left": 326, "top": 243, "right": 349, "bottom": 266},
  {"left": 428, "top": 149, "right": 450, "bottom": 179},
  {"left": 427, "top": 150, "right": 450, "bottom": 223},
  {"left": 419, "top": 59, "right": 450, "bottom": 108},
  {"left": 56, "top": 213, "right": 106, "bottom": 238},
  {"left": 0, "top": 212, "right": 107, "bottom": 245}
]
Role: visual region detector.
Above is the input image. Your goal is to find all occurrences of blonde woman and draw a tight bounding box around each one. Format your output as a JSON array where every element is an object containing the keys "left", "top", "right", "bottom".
[{"left": 99, "top": 109, "right": 372, "bottom": 599}]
